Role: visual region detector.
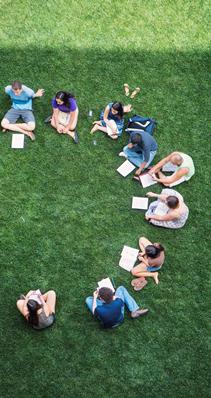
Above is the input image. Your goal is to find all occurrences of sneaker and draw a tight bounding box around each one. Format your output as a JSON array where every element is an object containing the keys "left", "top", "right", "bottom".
[
  {"left": 44, "top": 115, "right": 52, "bottom": 123},
  {"left": 131, "top": 308, "right": 149, "bottom": 319},
  {"left": 73, "top": 131, "right": 79, "bottom": 144},
  {"left": 118, "top": 151, "right": 127, "bottom": 158}
]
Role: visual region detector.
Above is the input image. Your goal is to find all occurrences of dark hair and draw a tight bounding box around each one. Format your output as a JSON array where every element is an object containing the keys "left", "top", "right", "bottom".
[
  {"left": 55, "top": 91, "right": 75, "bottom": 107},
  {"left": 12, "top": 80, "right": 22, "bottom": 90},
  {"left": 27, "top": 299, "right": 42, "bottom": 327},
  {"left": 111, "top": 102, "right": 124, "bottom": 119},
  {"left": 145, "top": 244, "right": 164, "bottom": 258},
  {"left": 131, "top": 133, "right": 142, "bottom": 145},
  {"left": 166, "top": 195, "right": 179, "bottom": 209},
  {"left": 98, "top": 287, "right": 114, "bottom": 303}
]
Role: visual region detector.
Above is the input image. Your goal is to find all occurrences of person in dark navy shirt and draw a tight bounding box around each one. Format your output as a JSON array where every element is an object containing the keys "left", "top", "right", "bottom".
[{"left": 86, "top": 286, "right": 148, "bottom": 328}]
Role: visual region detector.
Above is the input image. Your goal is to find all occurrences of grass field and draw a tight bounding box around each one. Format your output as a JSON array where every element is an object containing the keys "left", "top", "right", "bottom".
[{"left": 0, "top": 1, "right": 210, "bottom": 397}]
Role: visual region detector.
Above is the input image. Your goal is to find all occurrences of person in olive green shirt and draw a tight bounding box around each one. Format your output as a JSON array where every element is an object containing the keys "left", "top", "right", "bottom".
[{"left": 149, "top": 151, "right": 195, "bottom": 187}]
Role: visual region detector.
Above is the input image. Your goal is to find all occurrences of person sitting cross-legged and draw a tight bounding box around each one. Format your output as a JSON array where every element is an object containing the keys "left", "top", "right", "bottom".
[
  {"left": 119, "top": 130, "right": 158, "bottom": 176},
  {"left": 86, "top": 286, "right": 148, "bottom": 328},
  {"left": 148, "top": 151, "right": 195, "bottom": 187},
  {"left": 145, "top": 189, "right": 189, "bottom": 229},
  {"left": 131, "top": 237, "right": 165, "bottom": 286},
  {"left": 1, "top": 80, "right": 44, "bottom": 141},
  {"left": 17, "top": 289, "right": 56, "bottom": 330},
  {"left": 90, "top": 102, "right": 132, "bottom": 140}
]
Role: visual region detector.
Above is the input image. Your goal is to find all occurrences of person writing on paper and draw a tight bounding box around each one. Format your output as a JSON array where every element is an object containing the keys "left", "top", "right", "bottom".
[
  {"left": 1, "top": 80, "right": 44, "bottom": 141},
  {"left": 145, "top": 189, "right": 189, "bottom": 229},
  {"left": 17, "top": 289, "right": 56, "bottom": 330},
  {"left": 119, "top": 131, "right": 158, "bottom": 176},
  {"left": 86, "top": 286, "right": 148, "bottom": 328},
  {"left": 148, "top": 152, "right": 195, "bottom": 187},
  {"left": 49, "top": 91, "right": 79, "bottom": 143},
  {"left": 90, "top": 102, "right": 132, "bottom": 140},
  {"left": 131, "top": 237, "right": 165, "bottom": 286}
]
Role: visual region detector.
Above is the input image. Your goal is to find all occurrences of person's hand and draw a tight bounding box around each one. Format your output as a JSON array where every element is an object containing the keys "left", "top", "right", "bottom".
[
  {"left": 146, "top": 192, "right": 154, "bottom": 197},
  {"left": 93, "top": 290, "right": 99, "bottom": 299},
  {"left": 127, "top": 143, "right": 134, "bottom": 149},
  {"left": 57, "top": 127, "right": 64, "bottom": 134},
  {"left": 35, "top": 88, "right": 45, "bottom": 97},
  {"left": 135, "top": 169, "right": 141, "bottom": 176},
  {"left": 145, "top": 214, "right": 150, "bottom": 220},
  {"left": 148, "top": 169, "right": 155, "bottom": 176}
]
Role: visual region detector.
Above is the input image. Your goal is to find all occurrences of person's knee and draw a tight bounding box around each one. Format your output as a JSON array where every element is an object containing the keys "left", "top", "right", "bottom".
[
  {"left": 28, "top": 122, "right": 35, "bottom": 131},
  {"left": 1, "top": 118, "right": 9, "bottom": 128},
  {"left": 85, "top": 296, "right": 93, "bottom": 305},
  {"left": 131, "top": 269, "right": 136, "bottom": 276},
  {"left": 48, "top": 290, "right": 56, "bottom": 297}
]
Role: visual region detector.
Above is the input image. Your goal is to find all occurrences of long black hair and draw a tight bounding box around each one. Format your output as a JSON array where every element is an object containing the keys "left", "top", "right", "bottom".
[
  {"left": 55, "top": 91, "right": 75, "bottom": 107},
  {"left": 27, "top": 299, "right": 42, "bottom": 327},
  {"left": 145, "top": 244, "right": 164, "bottom": 258},
  {"left": 111, "top": 102, "right": 124, "bottom": 119}
]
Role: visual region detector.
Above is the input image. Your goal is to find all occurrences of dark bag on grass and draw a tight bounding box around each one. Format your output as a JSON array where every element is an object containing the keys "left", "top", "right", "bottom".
[{"left": 125, "top": 115, "right": 157, "bottom": 136}]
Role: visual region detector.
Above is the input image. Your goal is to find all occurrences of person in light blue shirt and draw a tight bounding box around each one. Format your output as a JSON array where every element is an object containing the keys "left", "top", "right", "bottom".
[{"left": 1, "top": 80, "right": 44, "bottom": 141}]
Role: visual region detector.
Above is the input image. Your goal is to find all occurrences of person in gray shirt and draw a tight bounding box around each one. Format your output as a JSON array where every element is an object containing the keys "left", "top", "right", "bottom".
[{"left": 119, "top": 131, "right": 158, "bottom": 176}]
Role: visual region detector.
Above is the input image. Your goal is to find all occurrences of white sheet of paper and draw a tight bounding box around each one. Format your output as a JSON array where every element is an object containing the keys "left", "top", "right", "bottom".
[
  {"left": 11, "top": 134, "right": 24, "bottom": 149},
  {"left": 139, "top": 173, "right": 157, "bottom": 188},
  {"left": 98, "top": 277, "right": 115, "bottom": 292},
  {"left": 162, "top": 162, "right": 177, "bottom": 172},
  {"left": 117, "top": 160, "right": 136, "bottom": 177},
  {"left": 119, "top": 256, "right": 135, "bottom": 272},
  {"left": 121, "top": 245, "right": 139, "bottom": 258},
  {"left": 132, "top": 196, "right": 149, "bottom": 210}
]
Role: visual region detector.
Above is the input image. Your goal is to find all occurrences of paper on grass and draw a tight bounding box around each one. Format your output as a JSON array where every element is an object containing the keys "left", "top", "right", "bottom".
[
  {"left": 119, "top": 245, "right": 139, "bottom": 272},
  {"left": 139, "top": 173, "right": 157, "bottom": 188},
  {"left": 162, "top": 162, "right": 177, "bottom": 172},
  {"left": 98, "top": 277, "right": 115, "bottom": 292},
  {"left": 132, "top": 196, "right": 149, "bottom": 210},
  {"left": 11, "top": 134, "right": 24, "bottom": 149},
  {"left": 117, "top": 160, "right": 136, "bottom": 177}
]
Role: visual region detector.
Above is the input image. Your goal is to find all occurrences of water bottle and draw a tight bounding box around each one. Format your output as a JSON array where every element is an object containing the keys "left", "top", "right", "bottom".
[
  {"left": 93, "top": 139, "right": 97, "bottom": 146},
  {"left": 88, "top": 110, "right": 93, "bottom": 117}
]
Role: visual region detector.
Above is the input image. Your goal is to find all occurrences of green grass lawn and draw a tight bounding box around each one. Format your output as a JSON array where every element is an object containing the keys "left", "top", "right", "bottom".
[{"left": 0, "top": 1, "right": 210, "bottom": 397}]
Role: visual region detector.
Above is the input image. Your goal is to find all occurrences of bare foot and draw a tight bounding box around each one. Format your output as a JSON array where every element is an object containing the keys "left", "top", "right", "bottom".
[
  {"left": 130, "top": 87, "right": 141, "bottom": 99},
  {"left": 92, "top": 120, "right": 101, "bottom": 125},
  {"left": 2, "top": 128, "right": 7, "bottom": 132},
  {"left": 124, "top": 83, "right": 130, "bottom": 96},
  {"left": 90, "top": 124, "right": 99, "bottom": 134},
  {"left": 154, "top": 272, "right": 159, "bottom": 285},
  {"left": 124, "top": 104, "right": 133, "bottom": 113},
  {"left": 28, "top": 131, "right": 35, "bottom": 141}
]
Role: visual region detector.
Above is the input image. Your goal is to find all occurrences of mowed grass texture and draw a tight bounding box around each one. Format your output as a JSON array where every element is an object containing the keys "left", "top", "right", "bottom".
[{"left": 0, "top": 1, "right": 210, "bottom": 397}]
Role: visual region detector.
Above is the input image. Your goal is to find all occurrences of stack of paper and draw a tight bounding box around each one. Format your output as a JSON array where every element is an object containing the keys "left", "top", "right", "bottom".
[
  {"left": 117, "top": 160, "right": 136, "bottom": 177},
  {"left": 139, "top": 173, "right": 157, "bottom": 188},
  {"left": 11, "top": 134, "right": 24, "bottom": 149},
  {"left": 119, "top": 245, "right": 139, "bottom": 272},
  {"left": 162, "top": 162, "right": 177, "bottom": 172},
  {"left": 132, "top": 196, "right": 148, "bottom": 210},
  {"left": 98, "top": 277, "right": 115, "bottom": 292}
]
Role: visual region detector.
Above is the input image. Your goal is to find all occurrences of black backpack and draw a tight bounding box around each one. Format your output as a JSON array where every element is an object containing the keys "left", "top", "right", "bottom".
[{"left": 125, "top": 115, "right": 157, "bottom": 136}]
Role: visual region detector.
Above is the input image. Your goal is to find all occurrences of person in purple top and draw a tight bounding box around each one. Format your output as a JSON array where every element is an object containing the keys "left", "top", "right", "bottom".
[
  {"left": 49, "top": 91, "right": 79, "bottom": 143},
  {"left": 86, "top": 286, "right": 149, "bottom": 328}
]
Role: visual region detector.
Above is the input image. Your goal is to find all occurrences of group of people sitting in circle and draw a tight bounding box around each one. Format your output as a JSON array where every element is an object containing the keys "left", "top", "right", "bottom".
[{"left": 2, "top": 81, "right": 194, "bottom": 329}]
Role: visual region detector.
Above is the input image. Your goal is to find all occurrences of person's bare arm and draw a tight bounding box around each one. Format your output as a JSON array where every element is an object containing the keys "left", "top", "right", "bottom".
[
  {"left": 149, "top": 152, "right": 178, "bottom": 175},
  {"left": 92, "top": 290, "right": 99, "bottom": 314},
  {"left": 146, "top": 192, "right": 168, "bottom": 201},
  {"left": 146, "top": 211, "right": 178, "bottom": 221},
  {"left": 154, "top": 168, "right": 188, "bottom": 184},
  {"left": 135, "top": 161, "right": 147, "bottom": 176}
]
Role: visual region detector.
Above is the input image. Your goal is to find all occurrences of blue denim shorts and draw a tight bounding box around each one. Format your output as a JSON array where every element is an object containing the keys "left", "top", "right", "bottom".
[{"left": 147, "top": 265, "right": 162, "bottom": 272}]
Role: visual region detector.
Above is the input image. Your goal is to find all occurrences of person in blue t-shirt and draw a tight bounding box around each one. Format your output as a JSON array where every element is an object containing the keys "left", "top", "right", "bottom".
[
  {"left": 1, "top": 80, "right": 44, "bottom": 141},
  {"left": 86, "top": 286, "right": 148, "bottom": 328},
  {"left": 119, "top": 131, "right": 158, "bottom": 176}
]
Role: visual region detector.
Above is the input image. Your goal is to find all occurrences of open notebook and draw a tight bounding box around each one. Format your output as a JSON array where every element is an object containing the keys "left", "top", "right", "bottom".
[
  {"left": 97, "top": 277, "right": 115, "bottom": 292},
  {"left": 119, "top": 245, "right": 139, "bottom": 272},
  {"left": 132, "top": 196, "right": 148, "bottom": 210},
  {"left": 117, "top": 160, "right": 136, "bottom": 177},
  {"left": 139, "top": 173, "right": 157, "bottom": 188}
]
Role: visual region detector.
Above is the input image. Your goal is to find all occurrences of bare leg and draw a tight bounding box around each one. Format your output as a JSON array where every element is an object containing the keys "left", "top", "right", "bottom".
[
  {"left": 90, "top": 123, "right": 107, "bottom": 134},
  {"left": 51, "top": 118, "right": 65, "bottom": 134},
  {"left": 132, "top": 262, "right": 148, "bottom": 275},
  {"left": 68, "top": 108, "right": 79, "bottom": 132},
  {"left": 135, "top": 271, "right": 159, "bottom": 284},
  {"left": 139, "top": 236, "right": 152, "bottom": 251},
  {"left": 16, "top": 299, "right": 25, "bottom": 315},
  {"left": 1, "top": 119, "right": 35, "bottom": 140},
  {"left": 42, "top": 290, "right": 56, "bottom": 314}
]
